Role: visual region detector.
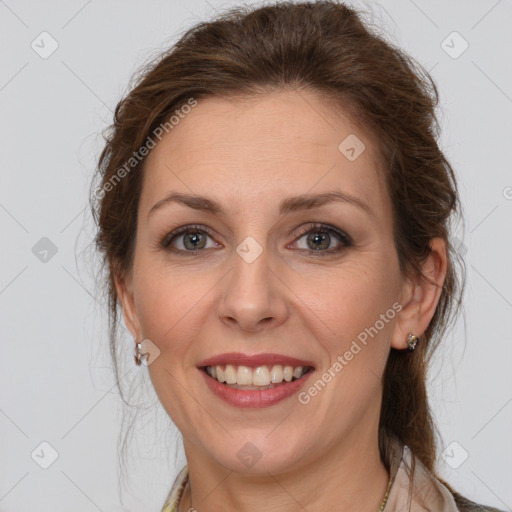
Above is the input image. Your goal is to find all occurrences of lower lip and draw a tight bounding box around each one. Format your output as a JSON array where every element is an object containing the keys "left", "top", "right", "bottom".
[{"left": 199, "top": 368, "right": 314, "bottom": 408}]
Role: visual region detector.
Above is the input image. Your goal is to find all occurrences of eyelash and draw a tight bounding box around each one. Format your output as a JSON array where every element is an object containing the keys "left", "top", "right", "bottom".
[{"left": 159, "top": 223, "right": 352, "bottom": 257}]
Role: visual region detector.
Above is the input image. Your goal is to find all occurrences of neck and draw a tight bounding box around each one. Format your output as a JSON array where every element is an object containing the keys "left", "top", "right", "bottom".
[{"left": 179, "top": 427, "right": 389, "bottom": 512}]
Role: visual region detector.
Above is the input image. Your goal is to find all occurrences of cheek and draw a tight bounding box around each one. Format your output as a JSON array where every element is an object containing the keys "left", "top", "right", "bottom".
[
  {"left": 301, "top": 262, "right": 399, "bottom": 407},
  {"left": 303, "top": 265, "right": 396, "bottom": 409},
  {"left": 132, "top": 261, "right": 218, "bottom": 355},
  {"left": 307, "top": 260, "right": 397, "bottom": 342},
  {"left": 133, "top": 266, "right": 212, "bottom": 426}
]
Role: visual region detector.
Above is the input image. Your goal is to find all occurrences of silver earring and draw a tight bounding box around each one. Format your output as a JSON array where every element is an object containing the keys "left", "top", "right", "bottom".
[
  {"left": 134, "top": 342, "right": 143, "bottom": 366},
  {"left": 407, "top": 333, "right": 419, "bottom": 352},
  {"left": 134, "top": 338, "right": 161, "bottom": 366}
]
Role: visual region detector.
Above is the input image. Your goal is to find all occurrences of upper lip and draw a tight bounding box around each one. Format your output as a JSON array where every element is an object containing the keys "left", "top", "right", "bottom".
[{"left": 198, "top": 352, "right": 315, "bottom": 368}]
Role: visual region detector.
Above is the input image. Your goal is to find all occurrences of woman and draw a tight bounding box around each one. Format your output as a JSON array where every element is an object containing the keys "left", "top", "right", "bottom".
[{"left": 90, "top": 1, "right": 504, "bottom": 510}]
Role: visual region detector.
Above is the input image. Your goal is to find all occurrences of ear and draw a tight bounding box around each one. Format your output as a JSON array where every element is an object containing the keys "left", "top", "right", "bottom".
[
  {"left": 391, "top": 238, "right": 448, "bottom": 350},
  {"left": 114, "top": 268, "right": 142, "bottom": 341}
]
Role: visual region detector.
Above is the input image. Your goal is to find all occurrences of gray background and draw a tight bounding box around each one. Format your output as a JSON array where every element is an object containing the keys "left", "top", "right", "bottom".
[{"left": 0, "top": 0, "right": 511, "bottom": 510}]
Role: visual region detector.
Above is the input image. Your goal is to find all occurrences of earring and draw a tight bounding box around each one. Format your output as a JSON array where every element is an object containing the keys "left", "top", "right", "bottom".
[
  {"left": 134, "top": 341, "right": 143, "bottom": 366},
  {"left": 133, "top": 338, "right": 161, "bottom": 366},
  {"left": 407, "top": 333, "right": 419, "bottom": 352}
]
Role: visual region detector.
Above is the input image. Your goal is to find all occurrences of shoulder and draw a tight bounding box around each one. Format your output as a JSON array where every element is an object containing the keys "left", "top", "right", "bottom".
[
  {"left": 385, "top": 438, "right": 505, "bottom": 512},
  {"left": 453, "top": 492, "right": 506, "bottom": 512}
]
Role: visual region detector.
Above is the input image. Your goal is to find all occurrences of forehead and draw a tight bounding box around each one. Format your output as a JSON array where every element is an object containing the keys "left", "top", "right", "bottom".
[{"left": 140, "top": 89, "right": 389, "bottom": 219}]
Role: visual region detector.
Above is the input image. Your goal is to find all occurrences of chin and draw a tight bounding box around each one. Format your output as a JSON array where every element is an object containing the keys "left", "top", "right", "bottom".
[{"left": 202, "top": 431, "right": 310, "bottom": 476}]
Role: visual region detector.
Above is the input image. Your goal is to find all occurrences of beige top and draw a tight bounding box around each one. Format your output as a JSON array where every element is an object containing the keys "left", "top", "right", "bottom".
[{"left": 160, "top": 437, "right": 503, "bottom": 511}]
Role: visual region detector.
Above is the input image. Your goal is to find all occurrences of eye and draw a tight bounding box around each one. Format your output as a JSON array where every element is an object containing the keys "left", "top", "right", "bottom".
[
  {"left": 159, "top": 222, "right": 352, "bottom": 256},
  {"left": 291, "top": 223, "right": 352, "bottom": 255},
  {"left": 160, "top": 224, "right": 218, "bottom": 252}
]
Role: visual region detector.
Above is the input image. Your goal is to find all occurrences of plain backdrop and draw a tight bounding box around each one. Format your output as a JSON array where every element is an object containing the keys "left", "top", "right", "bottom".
[{"left": 0, "top": 0, "right": 511, "bottom": 511}]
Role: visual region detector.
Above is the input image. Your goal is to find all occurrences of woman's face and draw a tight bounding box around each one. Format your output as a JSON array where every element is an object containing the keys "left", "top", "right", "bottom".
[{"left": 116, "top": 89, "right": 432, "bottom": 474}]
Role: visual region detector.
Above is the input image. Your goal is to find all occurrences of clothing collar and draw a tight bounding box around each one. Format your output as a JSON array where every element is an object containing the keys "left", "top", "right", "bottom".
[{"left": 384, "top": 436, "right": 460, "bottom": 511}]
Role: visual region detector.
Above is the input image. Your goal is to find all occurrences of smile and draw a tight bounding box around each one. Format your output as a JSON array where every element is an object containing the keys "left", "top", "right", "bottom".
[{"left": 202, "top": 364, "right": 313, "bottom": 389}]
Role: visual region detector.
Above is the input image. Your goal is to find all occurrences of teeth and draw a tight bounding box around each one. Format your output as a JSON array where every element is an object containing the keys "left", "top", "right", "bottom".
[
  {"left": 270, "top": 365, "right": 283, "bottom": 383},
  {"left": 205, "top": 364, "right": 309, "bottom": 386},
  {"left": 292, "top": 366, "right": 303, "bottom": 379},
  {"left": 237, "top": 365, "right": 253, "bottom": 385},
  {"left": 253, "top": 366, "right": 270, "bottom": 386},
  {"left": 225, "top": 364, "right": 237, "bottom": 384}
]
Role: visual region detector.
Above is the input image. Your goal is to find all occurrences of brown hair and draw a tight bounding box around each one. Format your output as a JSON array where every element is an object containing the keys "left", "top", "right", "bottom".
[{"left": 90, "top": 0, "right": 467, "bottom": 502}]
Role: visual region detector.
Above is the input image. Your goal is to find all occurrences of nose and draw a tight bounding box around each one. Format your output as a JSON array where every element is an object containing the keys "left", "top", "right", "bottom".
[{"left": 218, "top": 244, "right": 289, "bottom": 333}]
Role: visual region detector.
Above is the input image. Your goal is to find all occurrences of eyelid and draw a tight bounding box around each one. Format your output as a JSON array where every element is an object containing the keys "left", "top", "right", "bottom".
[
  {"left": 160, "top": 224, "right": 218, "bottom": 250},
  {"left": 292, "top": 222, "right": 352, "bottom": 244},
  {"left": 288, "top": 222, "right": 352, "bottom": 254},
  {"left": 160, "top": 222, "right": 352, "bottom": 254}
]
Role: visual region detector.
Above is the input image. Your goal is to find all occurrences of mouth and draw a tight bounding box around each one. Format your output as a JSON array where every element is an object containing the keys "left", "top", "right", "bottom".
[
  {"left": 197, "top": 352, "right": 316, "bottom": 407},
  {"left": 200, "top": 364, "right": 315, "bottom": 390}
]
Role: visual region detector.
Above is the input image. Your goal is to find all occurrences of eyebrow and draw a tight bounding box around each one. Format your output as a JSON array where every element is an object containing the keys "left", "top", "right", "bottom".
[{"left": 147, "top": 191, "right": 374, "bottom": 220}]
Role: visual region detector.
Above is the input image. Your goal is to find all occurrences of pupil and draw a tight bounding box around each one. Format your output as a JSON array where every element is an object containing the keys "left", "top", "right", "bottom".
[
  {"left": 308, "top": 232, "right": 329, "bottom": 250},
  {"left": 185, "top": 233, "right": 205, "bottom": 250}
]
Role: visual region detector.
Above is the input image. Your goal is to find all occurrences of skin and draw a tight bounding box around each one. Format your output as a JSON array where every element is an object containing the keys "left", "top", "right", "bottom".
[{"left": 115, "top": 88, "right": 448, "bottom": 511}]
